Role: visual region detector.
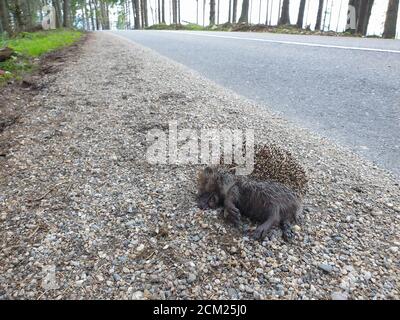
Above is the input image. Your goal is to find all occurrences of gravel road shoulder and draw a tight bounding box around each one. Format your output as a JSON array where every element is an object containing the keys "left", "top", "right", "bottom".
[{"left": 0, "top": 32, "right": 398, "bottom": 300}]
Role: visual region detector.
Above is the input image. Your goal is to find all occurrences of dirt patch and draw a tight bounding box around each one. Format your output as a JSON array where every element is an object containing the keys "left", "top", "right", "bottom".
[{"left": 0, "top": 33, "right": 89, "bottom": 157}]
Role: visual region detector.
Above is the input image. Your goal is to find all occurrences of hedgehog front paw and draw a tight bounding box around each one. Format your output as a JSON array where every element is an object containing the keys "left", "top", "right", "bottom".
[
  {"left": 281, "top": 223, "right": 295, "bottom": 242},
  {"left": 253, "top": 225, "right": 269, "bottom": 241}
]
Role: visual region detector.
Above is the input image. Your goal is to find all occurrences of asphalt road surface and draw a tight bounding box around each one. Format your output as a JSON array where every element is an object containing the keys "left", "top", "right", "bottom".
[{"left": 110, "top": 30, "right": 400, "bottom": 177}]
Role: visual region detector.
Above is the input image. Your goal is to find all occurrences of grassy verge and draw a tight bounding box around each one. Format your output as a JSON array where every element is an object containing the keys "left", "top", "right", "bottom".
[
  {"left": 0, "top": 29, "right": 83, "bottom": 84},
  {"left": 146, "top": 23, "right": 218, "bottom": 31},
  {"left": 146, "top": 23, "right": 362, "bottom": 37}
]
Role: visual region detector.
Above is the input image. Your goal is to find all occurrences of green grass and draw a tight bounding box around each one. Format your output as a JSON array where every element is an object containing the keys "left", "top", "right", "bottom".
[
  {"left": 0, "top": 29, "right": 83, "bottom": 84},
  {"left": 146, "top": 23, "right": 208, "bottom": 31},
  {"left": 146, "top": 22, "right": 366, "bottom": 37},
  {"left": 1, "top": 29, "right": 82, "bottom": 56},
  {"left": 146, "top": 23, "right": 236, "bottom": 32},
  {"left": 182, "top": 23, "right": 209, "bottom": 31}
]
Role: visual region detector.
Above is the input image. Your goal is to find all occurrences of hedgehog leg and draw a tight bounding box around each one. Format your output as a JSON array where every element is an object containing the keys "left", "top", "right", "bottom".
[
  {"left": 280, "top": 221, "right": 295, "bottom": 242},
  {"left": 197, "top": 192, "right": 213, "bottom": 210},
  {"left": 253, "top": 206, "right": 279, "bottom": 241},
  {"left": 224, "top": 203, "right": 241, "bottom": 227},
  {"left": 223, "top": 186, "right": 241, "bottom": 227}
]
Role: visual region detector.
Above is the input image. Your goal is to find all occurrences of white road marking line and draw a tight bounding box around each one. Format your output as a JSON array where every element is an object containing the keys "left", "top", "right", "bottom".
[{"left": 165, "top": 31, "right": 400, "bottom": 54}]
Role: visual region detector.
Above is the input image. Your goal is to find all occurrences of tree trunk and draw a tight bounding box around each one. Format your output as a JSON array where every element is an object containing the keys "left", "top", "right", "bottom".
[
  {"left": 0, "top": 0, "right": 12, "bottom": 34},
  {"left": 52, "top": 0, "right": 62, "bottom": 28},
  {"left": 140, "top": 0, "right": 144, "bottom": 28},
  {"left": 83, "top": 1, "right": 90, "bottom": 30},
  {"left": 232, "top": 0, "right": 237, "bottom": 23},
  {"left": 269, "top": 0, "right": 273, "bottom": 25},
  {"left": 139, "top": 0, "right": 144, "bottom": 29},
  {"left": 177, "top": 0, "right": 180, "bottom": 24},
  {"left": 265, "top": 0, "right": 269, "bottom": 25},
  {"left": 278, "top": 0, "right": 282, "bottom": 20},
  {"left": 296, "top": 0, "right": 306, "bottom": 28},
  {"left": 143, "top": 0, "right": 148, "bottom": 27},
  {"left": 93, "top": 0, "right": 100, "bottom": 30},
  {"left": 356, "top": 0, "right": 367, "bottom": 33},
  {"left": 228, "top": 0, "right": 232, "bottom": 23},
  {"left": 279, "top": 0, "right": 290, "bottom": 25},
  {"left": 63, "top": 0, "right": 71, "bottom": 28},
  {"left": 327, "top": 0, "right": 334, "bottom": 30},
  {"left": 202, "top": 0, "right": 205, "bottom": 26},
  {"left": 39, "top": 0, "right": 44, "bottom": 22},
  {"left": 12, "top": 0, "right": 24, "bottom": 31},
  {"left": 346, "top": 0, "right": 360, "bottom": 33},
  {"left": 132, "top": 0, "right": 141, "bottom": 29},
  {"left": 249, "top": 0, "right": 252, "bottom": 24},
  {"left": 315, "top": 0, "right": 324, "bottom": 30},
  {"left": 126, "top": 0, "right": 131, "bottom": 29},
  {"left": 81, "top": 2, "right": 86, "bottom": 30},
  {"left": 70, "top": 0, "right": 79, "bottom": 27},
  {"left": 161, "top": 0, "right": 165, "bottom": 23},
  {"left": 157, "top": 0, "right": 161, "bottom": 23},
  {"left": 355, "top": 0, "right": 374, "bottom": 35},
  {"left": 172, "top": 0, "right": 177, "bottom": 24},
  {"left": 169, "top": 0, "right": 172, "bottom": 23},
  {"left": 99, "top": 0, "right": 106, "bottom": 29},
  {"left": 322, "top": 0, "right": 328, "bottom": 30},
  {"left": 102, "top": 0, "right": 110, "bottom": 30},
  {"left": 363, "top": 0, "right": 374, "bottom": 35},
  {"left": 195, "top": 0, "right": 198, "bottom": 24},
  {"left": 106, "top": 2, "right": 110, "bottom": 29},
  {"left": 383, "top": 0, "right": 399, "bottom": 38},
  {"left": 238, "top": 0, "right": 249, "bottom": 23},
  {"left": 217, "top": 0, "right": 220, "bottom": 24},
  {"left": 209, "top": 0, "right": 215, "bottom": 25},
  {"left": 88, "top": 0, "right": 95, "bottom": 30},
  {"left": 346, "top": 0, "right": 373, "bottom": 35},
  {"left": 120, "top": 1, "right": 125, "bottom": 29},
  {"left": 20, "top": 0, "right": 34, "bottom": 30}
]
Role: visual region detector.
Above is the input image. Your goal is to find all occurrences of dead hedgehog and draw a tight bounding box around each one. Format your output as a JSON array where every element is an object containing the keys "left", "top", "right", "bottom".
[{"left": 197, "top": 166, "right": 302, "bottom": 241}]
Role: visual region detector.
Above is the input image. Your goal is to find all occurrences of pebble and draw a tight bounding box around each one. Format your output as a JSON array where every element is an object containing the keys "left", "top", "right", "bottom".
[
  {"left": 187, "top": 274, "right": 197, "bottom": 284},
  {"left": 293, "top": 225, "right": 301, "bottom": 232},
  {"left": 363, "top": 271, "right": 372, "bottom": 281},
  {"left": 227, "top": 288, "right": 238, "bottom": 299},
  {"left": 132, "top": 291, "right": 144, "bottom": 300},
  {"left": 245, "top": 286, "right": 254, "bottom": 294},
  {"left": 370, "top": 209, "right": 383, "bottom": 216},
  {"left": 331, "top": 292, "right": 348, "bottom": 300},
  {"left": 191, "top": 235, "right": 201, "bottom": 242},
  {"left": 229, "top": 247, "right": 238, "bottom": 254},
  {"left": 389, "top": 247, "right": 398, "bottom": 253},
  {"left": 318, "top": 264, "right": 333, "bottom": 273},
  {"left": 96, "top": 275, "right": 104, "bottom": 282},
  {"left": 113, "top": 274, "right": 122, "bottom": 282},
  {"left": 75, "top": 280, "right": 85, "bottom": 286}
]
